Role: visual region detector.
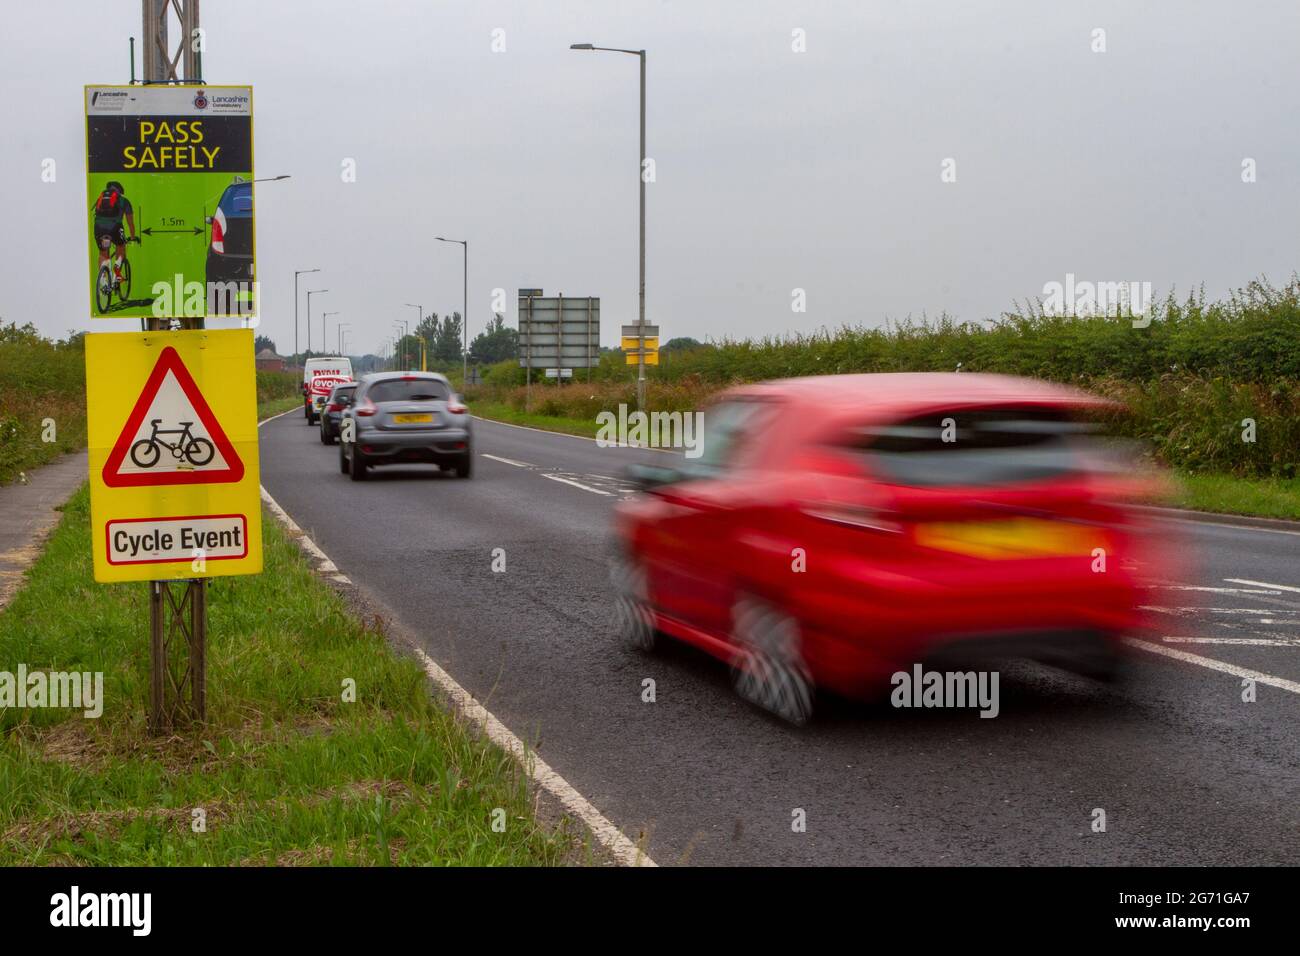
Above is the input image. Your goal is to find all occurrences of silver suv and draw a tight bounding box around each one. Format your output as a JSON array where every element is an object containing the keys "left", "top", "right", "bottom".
[{"left": 338, "top": 371, "right": 472, "bottom": 480}]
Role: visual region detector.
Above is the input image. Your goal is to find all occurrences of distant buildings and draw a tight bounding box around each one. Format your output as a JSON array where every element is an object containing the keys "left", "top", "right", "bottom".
[{"left": 255, "top": 348, "right": 287, "bottom": 372}]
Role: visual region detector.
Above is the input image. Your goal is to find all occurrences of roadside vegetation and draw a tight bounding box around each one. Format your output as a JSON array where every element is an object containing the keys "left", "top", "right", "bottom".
[
  {"left": 467, "top": 275, "right": 1300, "bottom": 516},
  {"left": 0, "top": 482, "right": 577, "bottom": 865},
  {"left": 0, "top": 323, "right": 86, "bottom": 484},
  {"left": 0, "top": 324, "right": 302, "bottom": 485}
]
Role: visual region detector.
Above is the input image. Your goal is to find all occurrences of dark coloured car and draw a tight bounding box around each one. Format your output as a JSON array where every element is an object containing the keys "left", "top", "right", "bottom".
[
  {"left": 206, "top": 178, "right": 253, "bottom": 288},
  {"left": 318, "top": 382, "right": 357, "bottom": 445},
  {"left": 339, "top": 372, "right": 472, "bottom": 480}
]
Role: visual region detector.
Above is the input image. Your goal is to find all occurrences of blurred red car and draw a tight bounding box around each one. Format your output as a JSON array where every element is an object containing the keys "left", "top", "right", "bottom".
[{"left": 611, "top": 373, "right": 1174, "bottom": 724}]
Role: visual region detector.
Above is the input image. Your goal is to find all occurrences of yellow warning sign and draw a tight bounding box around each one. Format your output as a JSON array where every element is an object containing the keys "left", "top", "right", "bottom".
[{"left": 85, "top": 329, "right": 262, "bottom": 583}]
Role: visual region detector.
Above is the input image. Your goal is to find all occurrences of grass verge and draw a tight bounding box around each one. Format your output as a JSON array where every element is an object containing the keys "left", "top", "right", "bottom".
[
  {"left": 1171, "top": 472, "right": 1300, "bottom": 521},
  {"left": 0, "top": 482, "right": 576, "bottom": 865},
  {"left": 472, "top": 401, "right": 602, "bottom": 439}
]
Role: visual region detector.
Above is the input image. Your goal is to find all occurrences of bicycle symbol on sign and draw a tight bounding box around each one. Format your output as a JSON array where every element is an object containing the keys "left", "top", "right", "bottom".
[{"left": 129, "top": 419, "right": 216, "bottom": 469}]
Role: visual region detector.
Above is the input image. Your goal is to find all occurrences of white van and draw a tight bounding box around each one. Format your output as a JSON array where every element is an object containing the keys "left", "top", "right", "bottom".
[{"left": 302, "top": 356, "right": 353, "bottom": 424}]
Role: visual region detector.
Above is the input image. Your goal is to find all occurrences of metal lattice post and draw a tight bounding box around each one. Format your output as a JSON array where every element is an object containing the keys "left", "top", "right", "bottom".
[
  {"left": 142, "top": 0, "right": 202, "bottom": 84},
  {"left": 148, "top": 579, "right": 207, "bottom": 732},
  {"left": 139, "top": 0, "right": 209, "bottom": 735}
]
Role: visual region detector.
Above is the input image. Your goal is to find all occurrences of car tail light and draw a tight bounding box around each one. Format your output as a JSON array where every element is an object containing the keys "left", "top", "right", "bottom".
[
  {"left": 448, "top": 402, "right": 467, "bottom": 414},
  {"left": 355, "top": 398, "right": 377, "bottom": 417},
  {"left": 210, "top": 208, "right": 226, "bottom": 254},
  {"left": 327, "top": 402, "right": 342, "bottom": 413}
]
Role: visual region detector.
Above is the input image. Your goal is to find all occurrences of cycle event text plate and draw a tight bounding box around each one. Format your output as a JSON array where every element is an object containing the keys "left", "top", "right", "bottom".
[{"left": 85, "top": 329, "right": 263, "bottom": 583}]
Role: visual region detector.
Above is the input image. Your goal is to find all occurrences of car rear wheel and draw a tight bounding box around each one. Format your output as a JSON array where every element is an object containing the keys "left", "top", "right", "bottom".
[
  {"left": 730, "top": 594, "right": 814, "bottom": 726},
  {"left": 452, "top": 453, "right": 472, "bottom": 479},
  {"left": 348, "top": 445, "right": 368, "bottom": 481},
  {"left": 339, "top": 443, "right": 349, "bottom": 474},
  {"left": 610, "top": 555, "right": 656, "bottom": 652}
]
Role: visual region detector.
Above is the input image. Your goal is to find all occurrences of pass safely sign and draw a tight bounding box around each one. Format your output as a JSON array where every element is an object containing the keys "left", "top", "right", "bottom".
[{"left": 86, "top": 329, "right": 262, "bottom": 583}]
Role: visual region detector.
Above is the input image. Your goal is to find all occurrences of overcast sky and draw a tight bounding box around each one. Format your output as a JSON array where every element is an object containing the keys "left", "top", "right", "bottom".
[{"left": 4, "top": 0, "right": 1298, "bottom": 355}]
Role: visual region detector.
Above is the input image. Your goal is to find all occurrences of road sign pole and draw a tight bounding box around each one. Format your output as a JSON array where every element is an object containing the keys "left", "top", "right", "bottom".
[
  {"left": 637, "top": 49, "right": 647, "bottom": 413},
  {"left": 148, "top": 577, "right": 207, "bottom": 732},
  {"left": 143, "top": 0, "right": 207, "bottom": 733}
]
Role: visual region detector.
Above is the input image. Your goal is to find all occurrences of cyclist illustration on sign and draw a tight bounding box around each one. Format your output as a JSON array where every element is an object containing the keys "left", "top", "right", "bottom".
[
  {"left": 129, "top": 419, "right": 216, "bottom": 469},
  {"left": 92, "top": 180, "right": 140, "bottom": 313}
]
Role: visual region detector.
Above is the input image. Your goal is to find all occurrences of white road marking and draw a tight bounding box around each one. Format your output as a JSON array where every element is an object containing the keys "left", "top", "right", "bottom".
[
  {"left": 408, "top": 645, "right": 654, "bottom": 867},
  {"left": 1125, "top": 637, "right": 1300, "bottom": 694},
  {"left": 543, "top": 473, "right": 614, "bottom": 496},
  {"left": 1225, "top": 578, "right": 1300, "bottom": 594},
  {"left": 1162, "top": 636, "right": 1300, "bottom": 647},
  {"left": 1145, "top": 607, "right": 1300, "bottom": 615},
  {"left": 1156, "top": 586, "right": 1281, "bottom": 595},
  {"left": 1158, "top": 517, "right": 1300, "bottom": 538},
  {"left": 481, "top": 453, "right": 532, "bottom": 468},
  {"left": 257, "top": 480, "right": 654, "bottom": 866}
]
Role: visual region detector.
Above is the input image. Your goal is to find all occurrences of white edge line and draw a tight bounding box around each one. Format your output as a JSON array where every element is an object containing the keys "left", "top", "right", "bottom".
[
  {"left": 261, "top": 487, "right": 652, "bottom": 866},
  {"left": 542, "top": 473, "right": 614, "bottom": 496},
  {"left": 1225, "top": 577, "right": 1300, "bottom": 594},
  {"left": 255, "top": 412, "right": 654, "bottom": 866},
  {"left": 1161, "top": 517, "right": 1300, "bottom": 538},
  {"left": 481, "top": 453, "right": 532, "bottom": 468},
  {"left": 1162, "top": 636, "right": 1299, "bottom": 647},
  {"left": 1124, "top": 637, "right": 1300, "bottom": 694}
]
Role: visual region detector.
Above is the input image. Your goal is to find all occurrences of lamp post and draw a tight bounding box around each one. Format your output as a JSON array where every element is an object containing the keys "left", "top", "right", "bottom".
[
  {"left": 337, "top": 321, "right": 350, "bottom": 356},
  {"left": 394, "top": 320, "right": 409, "bottom": 370},
  {"left": 405, "top": 303, "right": 423, "bottom": 370},
  {"left": 570, "top": 42, "right": 647, "bottom": 411},
  {"left": 294, "top": 268, "right": 319, "bottom": 363},
  {"left": 322, "top": 311, "right": 339, "bottom": 355},
  {"left": 306, "top": 289, "right": 329, "bottom": 357},
  {"left": 435, "top": 238, "right": 468, "bottom": 387}
]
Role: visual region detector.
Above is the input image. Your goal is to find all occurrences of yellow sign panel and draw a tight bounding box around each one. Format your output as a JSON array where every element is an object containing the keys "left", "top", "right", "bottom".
[
  {"left": 625, "top": 351, "right": 660, "bottom": 366},
  {"left": 620, "top": 337, "right": 659, "bottom": 351},
  {"left": 85, "top": 329, "right": 263, "bottom": 583}
]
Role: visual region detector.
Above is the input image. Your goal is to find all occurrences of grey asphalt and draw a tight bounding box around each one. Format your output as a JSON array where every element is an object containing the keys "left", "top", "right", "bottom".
[
  {"left": 260, "top": 412, "right": 1300, "bottom": 865},
  {"left": 0, "top": 451, "right": 88, "bottom": 611}
]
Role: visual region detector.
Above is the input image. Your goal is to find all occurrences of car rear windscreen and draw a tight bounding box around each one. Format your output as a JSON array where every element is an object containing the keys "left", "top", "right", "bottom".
[
  {"left": 368, "top": 379, "right": 450, "bottom": 403},
  {"left": 850, "top": 408, "right": 1094, "bottom": 487}
]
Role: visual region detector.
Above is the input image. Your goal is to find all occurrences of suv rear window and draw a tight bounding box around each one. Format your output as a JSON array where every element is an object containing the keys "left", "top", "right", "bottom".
[
  {"left": 849, "top": 408, "right": 1093, "bottom": 487},
  {"left": 367, "top": 378, "right": 450, "bottom": 403}
]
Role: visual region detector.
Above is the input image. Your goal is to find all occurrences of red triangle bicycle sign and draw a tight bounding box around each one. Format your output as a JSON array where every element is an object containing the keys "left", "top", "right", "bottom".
[{"left": 102, "top": 346, "right": 244, "bottom": 487}]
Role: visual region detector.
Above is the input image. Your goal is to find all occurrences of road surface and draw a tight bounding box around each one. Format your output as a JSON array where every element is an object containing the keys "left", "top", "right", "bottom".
[{"left": 260, "top": 412, "right": 1300, "bottom": 865}]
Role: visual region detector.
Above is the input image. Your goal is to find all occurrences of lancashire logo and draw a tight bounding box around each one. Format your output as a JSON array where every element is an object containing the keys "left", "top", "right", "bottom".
[{"left": 193, "top": 89, "right": 208, "bottom": 110}]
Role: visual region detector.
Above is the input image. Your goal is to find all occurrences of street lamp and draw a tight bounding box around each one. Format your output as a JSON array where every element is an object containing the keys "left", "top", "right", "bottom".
[
  {"left": 394, "top": 320, "right": 410, "bottom": 370},
  {"left": 571, "top": 41, "right": 648, "bottom": 410},
  {"left": 337, "top": 321, "right": 350, "bottom": 356},
  {"left": 294, "top": 268, "right": 320, "bottom": 362},
  {"left": 404, "top": 303, "right": 423, "bottom": 369},
  {"left": 435, "top": 238, "right": 468, "bottom": 387},
  {"left": 322, "top": 311, "right": 339, "bottom": 355},
  {"left": 306, "top": 289, "right": 328, "bottom": 356}
]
